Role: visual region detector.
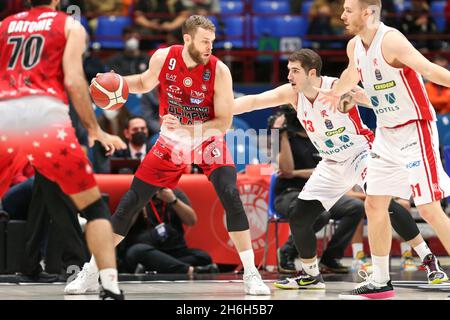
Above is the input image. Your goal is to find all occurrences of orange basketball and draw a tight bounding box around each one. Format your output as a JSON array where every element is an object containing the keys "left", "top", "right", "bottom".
[{"left": 90, "top": 72, "right": 129, "bottom": 110}]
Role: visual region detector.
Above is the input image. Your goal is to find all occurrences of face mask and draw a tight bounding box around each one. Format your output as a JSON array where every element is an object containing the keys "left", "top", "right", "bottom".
[
  {"left": 131, "top": 131, "right": 147, "bottom": 146},
  {"left": 103, "top": 109, "right": 119, "bottom": 120},
  {"left": 125, "top": 37, "right": 139, "bottom": 51}
]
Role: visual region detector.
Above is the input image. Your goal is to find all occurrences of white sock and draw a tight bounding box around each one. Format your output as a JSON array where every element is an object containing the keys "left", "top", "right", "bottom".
[
  {"left": 99, "top": 268, "right": 120, "bottom": 294},
  {"left": 239, "top": 249, "right": 257, "bottom": 274},
  {"left": 301, "top": 259, "right": 319, "bottom": 276},
  {"left": 413, "top": 242, "right": 432, "bottom": 261},
  {"left": 371, "top": 255, "right": 390, "bottom": 284},
  {"left": 400, "top": 242, "right": 411, "bottom": 255},
  {"left": 352, "top": 243, "right": 364, "bottom": 259},
  {"left": 89, "top": 256, "right": 99, "bottom": 273}
]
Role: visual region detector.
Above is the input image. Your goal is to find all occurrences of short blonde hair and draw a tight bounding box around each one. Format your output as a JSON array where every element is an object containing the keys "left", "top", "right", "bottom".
[
  {"left": 182, "top": 15, "right": 216, "bottom": 37},
  {"left": 358, "top": 0, "right": 382, "bottom": 9}
]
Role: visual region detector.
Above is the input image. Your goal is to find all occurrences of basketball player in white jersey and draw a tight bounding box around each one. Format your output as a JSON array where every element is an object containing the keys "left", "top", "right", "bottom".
[
  {"left": 233, "top": 48, "right": 447, "bottom": 290},
  {"left": 316, "top": 0, "right": 450, "bottom": 299}
]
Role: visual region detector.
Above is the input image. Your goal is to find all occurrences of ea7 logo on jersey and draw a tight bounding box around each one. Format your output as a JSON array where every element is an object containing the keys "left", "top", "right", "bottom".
[
  {"left": 165, "top": 73, "right": 177, "bottom": 82},
  {"left": 190, "top": 90, "right": 205, "bottom": 105}
]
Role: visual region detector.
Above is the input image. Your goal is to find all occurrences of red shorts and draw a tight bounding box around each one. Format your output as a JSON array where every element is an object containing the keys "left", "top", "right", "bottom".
[
  {"left": 135, "top": 136, "right": 235, "bottom": 189},
  {"left": 0, "top": 125, "right": 96, "bottom": 197}
]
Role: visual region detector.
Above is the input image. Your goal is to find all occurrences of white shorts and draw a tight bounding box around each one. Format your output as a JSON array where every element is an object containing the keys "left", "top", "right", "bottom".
[
  {"left": 298, "top": 147, "right": 369, "bottom": 210},
  {"left": 0, "top": 95, "right": 71, "bottom": 132},
  {"left": 366, "top": 120, "right": 450, "bottom": 206}
]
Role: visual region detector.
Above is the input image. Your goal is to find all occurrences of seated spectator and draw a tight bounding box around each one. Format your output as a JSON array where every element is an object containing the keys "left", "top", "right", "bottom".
[
  {"left": 425, "top": 56, "right": 450, "bottom": 114},
  {"left": 181, "top": 0, "right": 220, "bottom": 15},
  {"left": 120, "top": 188, "right": 218, "bottom": 275},
  {"left": 84, "top": 0, "right": 124, "bottom": 32},
  {"left": 307, "top": 0, "right": 335, "bottom": 49},
  {"left": 91, "top": 107, "right": 130, "bottom": 173},
  {"left": 106, "top": 26, "right": 150, "bottom": 76},
  {"left": 113, "top": 116, "right": 151, "bottom": 161},
  {"left": 134, "top": 0, "right": 190, "bottom": 49},
  {"left": 400, "top": 0, "right": 440, "bottom": 51},
  {"left": 329, "top": 0, "right": 345, "bottom": 35}
]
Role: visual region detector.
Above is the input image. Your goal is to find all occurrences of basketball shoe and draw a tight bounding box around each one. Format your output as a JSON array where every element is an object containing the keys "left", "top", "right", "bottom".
[
  {"left": 339, "top": 270, "right": 395, "bottom": 300},
  {"left": 64, "top": 263, "right": 100, "bottom": 294},
  {"left": 243, "top": 270, "right": 271, "bottom": 295},
  {"left": 274, "top": 270, "right": 325, "bottom": 290},
  {"left": 422, "top": 254, "right": 448, "bottom": 284}
]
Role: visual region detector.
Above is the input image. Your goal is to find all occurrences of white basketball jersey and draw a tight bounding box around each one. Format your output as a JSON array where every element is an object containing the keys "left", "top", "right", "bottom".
[
  {"left": 354, "top": 23, "right": 436, "bottom": 128},
  {"left": 296, "top": 76, "right": 373, "bottom": 162}
]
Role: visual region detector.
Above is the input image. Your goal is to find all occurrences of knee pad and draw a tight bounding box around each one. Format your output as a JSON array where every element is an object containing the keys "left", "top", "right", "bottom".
[
  {"left": 112, "top": 180, "right": 160, "bottom": 236},
  {"left": 289, "top": 198, "right": 325, "bottom": 229},
  {"left": 389, "top": 200, "right": 419, "bottom": 241},
  {"left": 210, "top": 167, "right": 249, "bottom": 232},
  {"left": 81, "top": 198, "right": 111, "bottom": 222},
  {"left": 222, "top": 183, "right": 249, "bottom": 232},
  {"left": 288, "top": 199, "right": 324, "bottom": 259},
  {"left": 111, "top": 188, "right": 142, "bottom": 236}
]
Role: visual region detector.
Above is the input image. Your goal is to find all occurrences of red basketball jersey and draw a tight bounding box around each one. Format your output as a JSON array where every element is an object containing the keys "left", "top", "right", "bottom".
[
  {"left": 158, "top": 45, "right": 218, "bottom": 125},
  {"left": 0, "top": 7, "right": 69, "bottom": 103}
]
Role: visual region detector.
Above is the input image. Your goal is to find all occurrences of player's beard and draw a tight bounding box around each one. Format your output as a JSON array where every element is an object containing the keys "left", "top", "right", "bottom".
[{"left": 188, "top": 43, "right": 207, "bottom": 65}]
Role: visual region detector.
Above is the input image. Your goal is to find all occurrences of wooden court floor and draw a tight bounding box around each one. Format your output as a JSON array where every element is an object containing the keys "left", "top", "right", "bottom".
[{"left": 0, "top": 258, "right": 449, "bottom": 300}]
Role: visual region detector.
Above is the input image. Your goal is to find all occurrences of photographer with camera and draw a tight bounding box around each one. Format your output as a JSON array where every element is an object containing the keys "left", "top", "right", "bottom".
[
  {"left": 269, "top": 105, "right": 364, "bottom": 275},
  {"left": 120, "top": 188, "right": 219, "bottom": 276}
]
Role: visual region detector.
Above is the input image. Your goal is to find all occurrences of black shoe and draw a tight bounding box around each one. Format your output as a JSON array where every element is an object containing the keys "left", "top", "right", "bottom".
[
  {"left": 18, "top": 272, "right": 59, "bottom": 283},
  {"left": 194, "top": 263, "right": 220, "bottom": 274},
  {"left": 319, "top": 258, "right": 349, "bottom": 274},
  {"left": 277, "top": 248, "right": 296, "bottom": 274},
  {"left": 274, "top": 270, "right": 326, "bottom": 289},
  {"left": 339, "top": 279, "right": 395, "bottom": 300},
  {"left": 99, "top": 288, "right": 125, "bottom": 300}
]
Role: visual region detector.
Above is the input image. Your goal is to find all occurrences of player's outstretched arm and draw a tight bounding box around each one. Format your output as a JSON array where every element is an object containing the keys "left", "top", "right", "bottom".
[
  {"left": 233, "top": 84, "right": 297, "bottom": 115},
  {"left": 123, "top": 47, "right": 169, "bottom": 94},
  {"left": 382, "top": 31, "right": 450, "bottom": 87},
  {"left": 63, "top": 18, "right": 126, "bottom": 155},
  {"left": 317, "top": 38, "right": 360, "bottom": 111}
]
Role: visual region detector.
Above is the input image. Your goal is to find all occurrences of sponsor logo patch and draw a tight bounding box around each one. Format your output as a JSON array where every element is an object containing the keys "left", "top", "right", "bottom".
[
  {"left": 325, "top": 127, "right": 345, "bottom": 137},
  {"left": 373, "top": 80, "right": 396, "bottom": 91}
]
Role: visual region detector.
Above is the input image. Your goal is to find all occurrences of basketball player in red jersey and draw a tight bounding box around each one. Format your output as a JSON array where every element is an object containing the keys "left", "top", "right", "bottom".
[
  {"left": 317, "top": 0, "right": 450, "bottom": 299},
  {"left": 65, "top": 15, "right": 271, "bottom": 296},
  {"left": 0, "top": 0, "right": 126, "bottom": 299}
]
